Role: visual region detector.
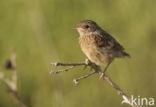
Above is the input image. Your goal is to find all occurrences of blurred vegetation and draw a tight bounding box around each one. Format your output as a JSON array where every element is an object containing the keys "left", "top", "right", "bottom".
[{"left": 0, "top": 0, "right": 156, "bottom": 107}]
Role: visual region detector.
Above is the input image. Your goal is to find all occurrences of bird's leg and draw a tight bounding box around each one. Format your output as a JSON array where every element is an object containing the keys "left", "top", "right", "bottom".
[{"left": 99, "top": 60, "right": 113, "bottom": 79}]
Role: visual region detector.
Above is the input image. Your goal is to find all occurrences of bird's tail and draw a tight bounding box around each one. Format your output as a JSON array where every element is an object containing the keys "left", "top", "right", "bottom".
[
  {"left": 122, "top": 51, "right": 130, "bottom": 58},
  {"left": 115, "top": 51, "right": 130, "bottom": 58}
]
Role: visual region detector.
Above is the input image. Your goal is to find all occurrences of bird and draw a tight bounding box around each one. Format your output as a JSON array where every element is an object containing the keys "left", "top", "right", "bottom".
[{"left": 76, "top": 20, "right": 130, "bottom": 74}]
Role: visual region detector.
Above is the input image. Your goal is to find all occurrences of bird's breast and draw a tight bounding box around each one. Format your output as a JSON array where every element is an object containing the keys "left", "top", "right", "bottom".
[{"left": 79, "top": 35, "right": 112, "bottom": 66}]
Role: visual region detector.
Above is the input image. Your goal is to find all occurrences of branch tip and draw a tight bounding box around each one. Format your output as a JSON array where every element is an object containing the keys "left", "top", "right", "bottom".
[
  {"left": 73, "top": 79, "right": 79, "bottom": 85},
  {"left": 51, "top": 62, "right": 59, "bottom": 66}
]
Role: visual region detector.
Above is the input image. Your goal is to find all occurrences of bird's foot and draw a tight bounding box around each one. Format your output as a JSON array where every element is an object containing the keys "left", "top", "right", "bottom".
[{"left": 99, "top": 72, "right": 105, "bottom": 79}]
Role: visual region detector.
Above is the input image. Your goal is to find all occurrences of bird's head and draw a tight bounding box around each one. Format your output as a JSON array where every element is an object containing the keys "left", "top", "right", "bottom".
[{"left": 76, "top": 20, "right": 99, "bottom": 36}]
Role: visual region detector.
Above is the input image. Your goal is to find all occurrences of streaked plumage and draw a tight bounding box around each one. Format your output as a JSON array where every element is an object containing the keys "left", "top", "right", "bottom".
[{"left": 76, "top": 20, "right": 130, "bottom": 66}]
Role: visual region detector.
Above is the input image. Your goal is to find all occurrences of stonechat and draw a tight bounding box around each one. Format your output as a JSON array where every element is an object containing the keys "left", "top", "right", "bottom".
[{"left": 76, "top": 20, "right": 130, "bottom": 72}]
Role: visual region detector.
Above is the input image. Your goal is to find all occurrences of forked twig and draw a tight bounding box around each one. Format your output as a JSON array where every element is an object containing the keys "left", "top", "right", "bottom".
[
  {"left": 51, "top": 61, "right": 141, "bottom": 107},
  {"left": 73, "top": 70, "right": 97, "bottom": 85}
]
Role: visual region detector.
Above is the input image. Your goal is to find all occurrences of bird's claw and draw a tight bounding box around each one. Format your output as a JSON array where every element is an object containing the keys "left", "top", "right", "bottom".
[
  {"left": 99, "top": 72, "right": 105, "bottom": 79},
  {"left": 85, "top": 59, "right": 91, "bottom": 65}
]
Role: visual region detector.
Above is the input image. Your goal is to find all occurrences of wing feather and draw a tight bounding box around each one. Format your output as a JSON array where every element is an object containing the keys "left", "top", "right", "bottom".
[{"left": 93, "top": 30, "right": 130, "bottom": 57}]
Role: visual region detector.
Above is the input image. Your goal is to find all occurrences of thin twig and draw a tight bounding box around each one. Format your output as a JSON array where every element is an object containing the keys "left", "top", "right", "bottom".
[
  {"left": 51, "top": 61, "right": 141, "bottom": 107},
  {"left": 0, "top": 53, "right": 28, "bottom": 107},
  {"left": 52, "top": 66, "right": 74, "bottom": 74},
  {"left": 51, "top": 62, "right": 86, "bottom": 67},
  {"left": 73, "top": 70, "right": 97, "bottom": 85},
  {"left": 50, "top": 62, "right": 87, "bottom": 74}
]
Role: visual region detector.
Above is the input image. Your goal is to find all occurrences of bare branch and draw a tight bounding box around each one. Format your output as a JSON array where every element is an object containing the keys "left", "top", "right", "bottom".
[
  {"left": 73, "top": 70, "right": 97, "bottom": 85},
  {"left": 50, "top": 62, "right": 88, "bottom": 74},
  {"left": 51, "top": 61, "right": 141, "bottom": 107},
  {"left": 51, "top": 62, "right": 86, "bottom": 67}
]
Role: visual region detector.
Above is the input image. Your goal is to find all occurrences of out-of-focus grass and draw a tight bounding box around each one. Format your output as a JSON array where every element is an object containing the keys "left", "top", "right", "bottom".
[{"left": 0, "top": 0, "right": 156, "bottom": 107}]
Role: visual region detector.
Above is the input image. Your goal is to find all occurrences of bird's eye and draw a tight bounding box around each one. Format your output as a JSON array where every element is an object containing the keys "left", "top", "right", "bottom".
[{"left": 84, "top": 25, "right": 89, "bottom": 29}]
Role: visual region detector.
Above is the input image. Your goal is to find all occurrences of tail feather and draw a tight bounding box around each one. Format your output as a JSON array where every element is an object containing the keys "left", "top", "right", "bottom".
[
  {"left": 115, "top": 51, "right": 130, "bottom": 58},
  {"left": 122, "top": 51, "right": 130, "bottom": 58}
]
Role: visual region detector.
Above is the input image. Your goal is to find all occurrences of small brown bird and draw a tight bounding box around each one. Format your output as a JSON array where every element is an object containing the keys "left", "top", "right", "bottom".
[{"left": 76, "top": 20, "right": 130, "bottom": 73}]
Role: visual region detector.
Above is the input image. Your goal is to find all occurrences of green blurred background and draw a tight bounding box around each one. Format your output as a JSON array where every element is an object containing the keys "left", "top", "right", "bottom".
[{"left": 0, "top": 0, "right": 156, "bottom": 107}]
